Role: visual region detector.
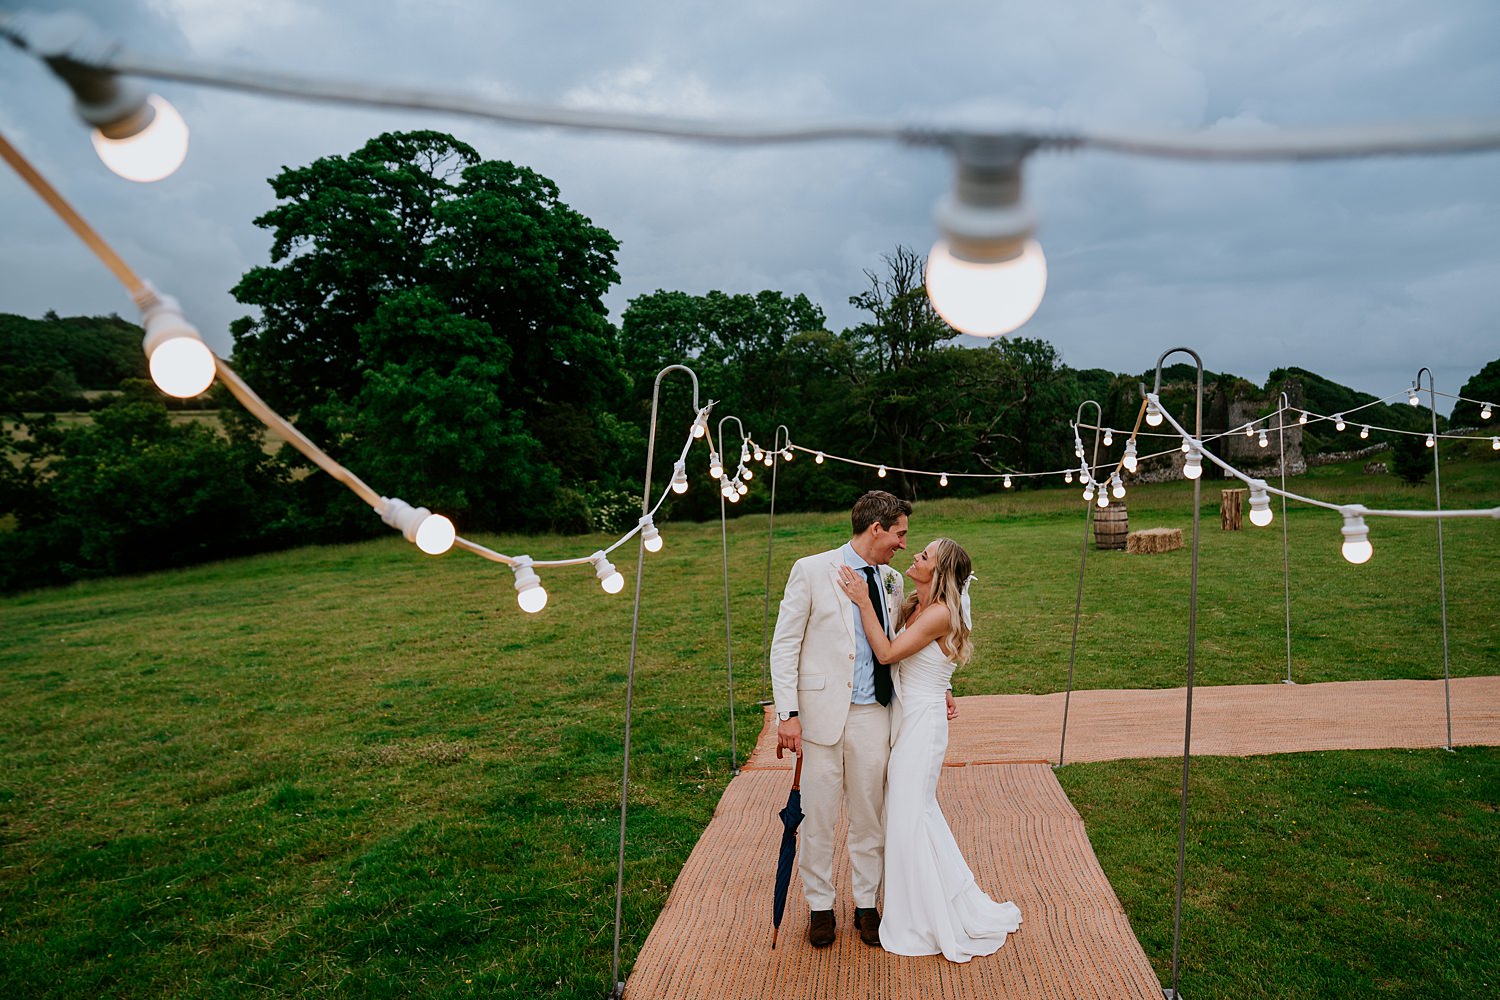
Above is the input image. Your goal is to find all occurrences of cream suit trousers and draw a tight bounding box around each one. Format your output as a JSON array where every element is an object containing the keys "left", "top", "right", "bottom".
[{"left": 799, "top": 701, "right": 891, "bottom": 911}]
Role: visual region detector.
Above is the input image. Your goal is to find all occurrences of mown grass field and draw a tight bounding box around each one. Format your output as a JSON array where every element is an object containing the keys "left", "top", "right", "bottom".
[{"left": 1, "top": 453, "right": 1497, "bottom": 998}]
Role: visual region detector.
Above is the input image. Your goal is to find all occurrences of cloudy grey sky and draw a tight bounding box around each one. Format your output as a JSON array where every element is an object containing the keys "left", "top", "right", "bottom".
[{"left": 2, "top": 0, "right": 1497, "bottom": 413}]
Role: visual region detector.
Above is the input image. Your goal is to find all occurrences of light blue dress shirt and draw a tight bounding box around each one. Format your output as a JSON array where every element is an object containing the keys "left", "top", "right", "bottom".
[{"left": 841, "top": 543, "right": 886, "bottom": 705}]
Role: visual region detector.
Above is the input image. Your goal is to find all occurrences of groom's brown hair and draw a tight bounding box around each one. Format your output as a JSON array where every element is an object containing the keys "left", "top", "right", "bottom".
[{"left": 851, "top": 490, "right": 912, "bottom": 536}]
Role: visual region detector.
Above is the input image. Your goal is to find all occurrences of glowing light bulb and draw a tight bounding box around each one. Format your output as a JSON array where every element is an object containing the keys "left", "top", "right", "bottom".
[
  {"left": 1425, "top": 433, "right": 1435, "bottom": 448},
  {"left": 1298, "top": 410, "right": 1308, "bottom": 425},
  {"left": 691, "top": 411, "right": 707, "bottom": 438},
  {"left": 1245, "top": 425, "right": 1255, "bottom": 438},
  {"left": 1334, "top": 414, "right": 1346, "bottom": 432},
  {"left": 1096, "top": 491, "right": 1109, "bottom": 508},
  {"left": 1340, "top": 506, "right": 1373, "bottom": 565},
  {"left": 1123, "top": 439, "right": 1138, "bottom": 472},
  {"left": 1146, "top": 400, "right": 1163, "bottom": 427},
  {"left": 1181, "top": 437, "right": 1192, "bottom": 454},
  {"left": 1248, "top": 480, "right": 1273, "bottom": 527},
  {"left": 1183, "top": 447, "right": 1203, "bottom": 480},
  {"left": 1003, "top": 475, "right": 1012, "bottom": 489},
  {"left": 1082, "top": 485, "right": 1095, "bottom": 502},
  {"left": 708, "top": 452, "right": 723, "bottom": 479},
  {"left": 815, "top": 451, "right": 825, "bottom": 464},
  {"left": 1482, "top": 402, "right": 1493, "bottom": 420},
  {"left": 1407, "top": 388, "right": 1420, "bottom": 406},
  {"left": 740, "top": 443, "right": 751, "bottom": 464},
  {"left": 742, "top": 465, "right": 753, "bottom": 481},
  {"left": 1360, "top": 425, "right": 1370, "bottom": 440},
  {"left": 639, "top": 517, "right": 664, "bottom": 553},
  {"left": 91, "top": 94, "right": 190, "bottom": 183},
  {"left": 878, "top": 465, "right": 888, "bottom": 478},
  {"left": 669, "top": 460, "right": 689, "bottom": 494},
  {"left": 753, "top": 444, "right": 764, "bottom": 461},
  {"left": 1492, "top": 436, "right": 1499, "bottom": 451},
  {"left": 413, "top": 513, "right": 456, "bottom": 555},
  {"left": 1258, "top": 430, "right": 1269, "bottom": 448},
  {"left": 378, "top": 497, "right": 455, "bottom": 555},
  {"left": 924, "top": 238, "right": 1046, "bottom": 336},
  {"left": 1110, "top": 473, "right": 1125, "bottom": 500},
  {"left": 1103, "top": 430, "right": 1113, "bottom": 447},
  {"left": 1064, "top": 470, "right": 1073, "bottom": 484},
  {"left": 591, "top": 552, "right": 625, "bottom": 594},
  {"left": 782, "top": 448, "right": 794, "bottom": 462},
  {"left": 512, "top": 557, "right": 548, "bottom": 613},
  {"left": 736, "top": 480, "right": 748, "bottom": 496},
  {"left": 939, "top": 473, "right": 949, "bottom": 487},
  {"left": 763, "top": 454, "right": 774, "bottom": 467},
  {"left": 140, "top": 293, "right": 215, "bottom": 397}
]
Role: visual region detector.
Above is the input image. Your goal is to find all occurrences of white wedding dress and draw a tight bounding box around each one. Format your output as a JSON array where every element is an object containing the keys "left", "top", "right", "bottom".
[{"left": 880, "top": 638, "right": 1023, "bottom": 961}]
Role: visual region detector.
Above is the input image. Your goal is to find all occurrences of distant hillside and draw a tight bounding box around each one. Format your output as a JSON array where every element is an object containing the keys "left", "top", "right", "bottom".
[{"left": 0, "top": 311, "right": 149, "bottom": 409}]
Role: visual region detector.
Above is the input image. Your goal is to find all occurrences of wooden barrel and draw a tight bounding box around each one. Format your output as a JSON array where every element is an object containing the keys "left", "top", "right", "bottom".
[{"left": 1093, "top": 500, "right": 1129, "bottom": 550}]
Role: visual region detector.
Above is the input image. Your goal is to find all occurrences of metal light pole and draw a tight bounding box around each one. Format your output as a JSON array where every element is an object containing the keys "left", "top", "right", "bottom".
[
  {"left": 1058, "top": 400, "right": 1103, "bottom": 768},
  {"left": 610, "top": 364, "right": 701, "bottom": 1000},
  {"left": 1278, "top": 391, "right": 1295, "bottom": 684},
  {"left": 760, "top": 424, "right": 791, "bottom": 706},
  {"left": 1153, "top": 347, "right": 1204, "bottom": 1000},
  {"left": 716, "top": 415, "right": 752, "bottom": 776},
  {"left": 1413, "top": 367, "right": 1454, "bottom": 751}
]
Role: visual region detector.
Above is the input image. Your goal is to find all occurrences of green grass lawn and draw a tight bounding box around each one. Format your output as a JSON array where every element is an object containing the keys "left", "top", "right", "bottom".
[{"left": 1, "top": 456, "right": 1497, "bottom": 997}]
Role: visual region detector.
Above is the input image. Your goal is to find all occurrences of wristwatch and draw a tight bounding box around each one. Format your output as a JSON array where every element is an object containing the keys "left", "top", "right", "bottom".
[{"left": 777, "top": 709, "right": 798, "bottom": 721}]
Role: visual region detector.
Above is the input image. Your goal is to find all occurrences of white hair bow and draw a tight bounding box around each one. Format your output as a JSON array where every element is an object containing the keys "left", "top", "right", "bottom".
[{"left": 960, "top": 573, "right": 977, "bottom": 629}]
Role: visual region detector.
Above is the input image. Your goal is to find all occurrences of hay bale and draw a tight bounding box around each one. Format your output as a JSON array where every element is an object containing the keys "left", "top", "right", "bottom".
[{"left": 1127, "top": 527, "right": 1183, "bottom": 554}]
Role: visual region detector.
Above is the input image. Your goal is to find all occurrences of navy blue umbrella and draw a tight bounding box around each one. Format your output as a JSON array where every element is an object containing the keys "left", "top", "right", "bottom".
[{"left": 771, "top": 747, "right": 804, "bottom": 948}]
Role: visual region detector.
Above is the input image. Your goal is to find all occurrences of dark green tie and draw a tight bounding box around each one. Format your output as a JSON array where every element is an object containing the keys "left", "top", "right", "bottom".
[{"left": 862, "top": 567, "right": 893, "bottom": 707}]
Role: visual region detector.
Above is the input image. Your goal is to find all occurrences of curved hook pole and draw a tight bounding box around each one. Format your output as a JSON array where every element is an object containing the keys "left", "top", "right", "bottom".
[
  {"left": 1153, "top": 347, "right": 1203, "bottom": 1000},
  {"left": 762, "top": 424, "right": 792, "bottom": 706},
  {"left": 612, "top": 364, "right": 701, "bottom": 995},
  {"left": 1058, "top": 399, "right": 1103, "bottom": 769},
  {"left": 716, "top": 414, "right": 751, "bottom": 776},
  {"left": 1278, "top": 391, "right": 1295, "bottom": 685},
  {"left": 1413, "top": 368, "right": 1454, "bottom": 753}
]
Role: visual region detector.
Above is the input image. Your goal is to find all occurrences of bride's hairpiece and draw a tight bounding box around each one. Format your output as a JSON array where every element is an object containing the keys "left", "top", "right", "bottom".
[{"left": 959, "top": 573, "right": 977, "bottom": 629}]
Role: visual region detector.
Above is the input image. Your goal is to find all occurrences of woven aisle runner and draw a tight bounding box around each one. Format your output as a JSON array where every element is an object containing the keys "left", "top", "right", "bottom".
[
  {"left": 624, "top": 762, "right": 1159, "bottom": 999},
  {"left": 625, "top": 677, "right": 1500, "bottom": 998}
]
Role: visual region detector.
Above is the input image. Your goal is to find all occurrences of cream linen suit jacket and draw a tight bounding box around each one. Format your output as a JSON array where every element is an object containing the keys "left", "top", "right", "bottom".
[{"left": 769, "top": 547, "right": 904, "bottom": 747}]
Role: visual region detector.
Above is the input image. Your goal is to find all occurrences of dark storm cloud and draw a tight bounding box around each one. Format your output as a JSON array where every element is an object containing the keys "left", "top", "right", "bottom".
[{"left": 2, "top": 0, "right": 1496, "bottom": 409}]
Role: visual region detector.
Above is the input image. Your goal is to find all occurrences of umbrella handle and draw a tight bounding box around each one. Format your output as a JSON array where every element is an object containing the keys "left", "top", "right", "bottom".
[{"left": 776, "top": 745, "right": 804, "bottom": 790}]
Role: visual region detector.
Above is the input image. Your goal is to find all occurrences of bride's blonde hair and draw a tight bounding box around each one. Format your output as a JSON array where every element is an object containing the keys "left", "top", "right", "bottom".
[{"left": 898, "top": 537, "right": 974, "bottom": 666}]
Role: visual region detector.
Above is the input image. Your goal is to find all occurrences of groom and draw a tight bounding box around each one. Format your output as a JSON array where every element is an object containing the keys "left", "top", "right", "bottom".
[{"left": 770, "top": 490, "right": 909, "bottom": 948}]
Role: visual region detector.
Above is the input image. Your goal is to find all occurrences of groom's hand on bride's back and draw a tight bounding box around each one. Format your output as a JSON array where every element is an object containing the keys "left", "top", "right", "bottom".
[{"left": 778, "top": 717, "right": 802, "bottom": 754}]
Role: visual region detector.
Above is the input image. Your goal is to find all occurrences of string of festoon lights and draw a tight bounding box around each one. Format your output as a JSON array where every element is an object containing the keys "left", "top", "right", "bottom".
[
  {"left": 0, "top": 126, "right": 747, "bottom": 615},
  {"left": 753, "top": 387, "right": 1497, "bottom": 504},
  {"left": 6, "top": 8, "right": 1500, "bottom": 341},
  {"left": 1127, "top": 393, "right": 1500, "bottom": 564}
]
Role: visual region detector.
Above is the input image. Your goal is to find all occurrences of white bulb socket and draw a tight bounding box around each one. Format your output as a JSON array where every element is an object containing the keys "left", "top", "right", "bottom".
[
  {"left": 379, "top": 497, "right": 456, "bottom": 555},
  {"left": 1340, "top": 506, "right": 1373, "bottom": 565},
  {"left": 1248, "top": 480, "right": 1273, "bottom": 527},
  {"left": 639, "top": 516, "right": 663, "bottom": 553},
  {"left": 140, "top": 292, "right": 216, "bottom": 397},
  {"left": 591, "top": 551, "right": 625, "bottom": 594},
  {"left": 512, "top": 557, "right": 548, "bottom": 613}
]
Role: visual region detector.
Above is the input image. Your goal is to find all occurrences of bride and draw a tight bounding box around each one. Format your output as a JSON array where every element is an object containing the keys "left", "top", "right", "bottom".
[{"left": 836, "top": 537, "right": 1022, "bottom": 962}]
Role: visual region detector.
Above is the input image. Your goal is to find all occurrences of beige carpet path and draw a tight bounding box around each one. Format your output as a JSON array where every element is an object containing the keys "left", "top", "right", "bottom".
[
  {"left": 624, "top": 761, "right": 1161, "bottom": 999},
  {"left": 625, "top": 677, "right": 1500, "bottom": 998},
  {"left": 741, "top": 676, "right": 1500, "bottom": 770}
]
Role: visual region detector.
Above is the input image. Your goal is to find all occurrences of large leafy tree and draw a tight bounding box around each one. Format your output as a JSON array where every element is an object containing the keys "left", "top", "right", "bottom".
[
  {"left": 1451, "top": 358, "right": 1500, "bottom": 429},
  {"left": 229, "top": 131, "right": 630, "bottom": 530}
]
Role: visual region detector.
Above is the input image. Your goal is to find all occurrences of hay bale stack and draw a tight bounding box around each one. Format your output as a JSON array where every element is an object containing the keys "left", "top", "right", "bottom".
[{"left": 1127, "top": 527, "right": 1183, "bottom": 554}]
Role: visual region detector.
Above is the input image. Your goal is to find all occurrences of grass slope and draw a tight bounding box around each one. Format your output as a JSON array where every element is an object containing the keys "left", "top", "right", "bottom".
[{"left": 1, "top": 457, "right": 1497, "bottom": 997}]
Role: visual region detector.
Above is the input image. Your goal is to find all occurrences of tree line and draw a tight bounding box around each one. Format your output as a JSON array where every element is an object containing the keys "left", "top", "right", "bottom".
[{"left": 3, "top": 130, "right": 1495, "bottom": 592}]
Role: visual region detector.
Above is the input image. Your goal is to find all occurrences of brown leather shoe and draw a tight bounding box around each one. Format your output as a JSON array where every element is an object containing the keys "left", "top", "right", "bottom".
[
  {"left": 808, "top": 909, "right": 835, "bottom": 948},
  {"left": 854, "top": 906, "right": 881, "bottom": 947}
]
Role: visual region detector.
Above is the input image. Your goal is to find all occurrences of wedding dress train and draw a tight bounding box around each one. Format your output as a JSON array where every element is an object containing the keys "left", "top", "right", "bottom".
[{"left": 879, "top": 638, "right": 1022, "bottom": 961}]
